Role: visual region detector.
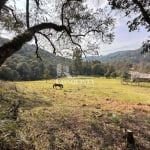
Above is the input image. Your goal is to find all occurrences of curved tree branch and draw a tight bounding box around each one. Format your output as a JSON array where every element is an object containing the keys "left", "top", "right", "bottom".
[
  {"left": 71, "top": 29, "right": 105, "bottom": 37},
  {"left": 56, "top": 31, "right": 65, "bottom": 41},
  {"left": 34, "top": 0, "right": 40, "bottom": 9},
  {"left": 69, "top": 35, "right": 86, "bottom": 57},
  {"left": 37, "top": 31, "right": 56, "bottom": 54},
  {"left": 3, "top": 6, "right": 19, "bottom": 23},
  {"left": 0, "top": 0, "right": 114, "bottom": 66},
  {"left": 28, "top": 23, "right": 70, "bottom": 34},
  {"left": 0, "top": 22, "right": 70, "bottom": 66},
  {"left": 61, "top": 2, "right": 67, "bottom": 25},
  {"left": 26, "top": 0, "right": 30, "bottom": 28},
  {"left": 34, "top": 35, "right": 42, "bottom": 60}
]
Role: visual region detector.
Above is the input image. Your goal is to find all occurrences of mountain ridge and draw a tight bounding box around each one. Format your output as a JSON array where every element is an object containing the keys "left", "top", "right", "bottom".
[
  {"left": 0, "top": 37, "right": 72, "bottom": 80},
  {"left": 85, "top": 48, "right": 150, "bottom": 63}
]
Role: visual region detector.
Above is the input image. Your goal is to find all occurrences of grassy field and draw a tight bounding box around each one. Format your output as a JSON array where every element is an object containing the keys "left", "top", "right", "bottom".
[
  {"left": 0, "top": 77, "right": 150, "bottom": 149},
  {"left": 17, "top": 77, "right": 150, "bottom": 102}
]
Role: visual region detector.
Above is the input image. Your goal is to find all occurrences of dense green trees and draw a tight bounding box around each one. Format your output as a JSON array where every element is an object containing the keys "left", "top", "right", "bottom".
[
  {"left": 91, "top": 61, "right": 106, "bottom": 76},
  {"left": 80, "top": 61, "right": 117, "bottom": 77},
  {"left": 0, "top": 61, "right": 54, "bottom": 81},
  {"left": 0, "top": 60, "right": 57, "bottom": 81},
  {"left": 0, "top": 43, "right": 60, "bottom": 80},
  {"left": 72, "top": 48, "right": 83, "bottom": 75},
  {"left": 1, "top": 53, "right": 150, "bottom": 81},
  {"left": 0, "top": 67, "right": 13, "bottom": 80}
]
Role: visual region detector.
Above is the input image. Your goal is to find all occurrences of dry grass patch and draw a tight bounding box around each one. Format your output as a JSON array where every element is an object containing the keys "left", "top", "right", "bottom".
[{"left": 0, "top": 78, "right": 150, "bottom": 149}]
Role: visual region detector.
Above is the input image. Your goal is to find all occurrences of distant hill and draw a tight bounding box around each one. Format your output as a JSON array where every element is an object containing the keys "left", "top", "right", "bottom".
[
  {"left": 0, "top": 37, "right": 71, "bottom": 65},
  {"left": 0, "top": 37, "right": 72, "bottom": 80},
  {"left": 85, "top": 49, "right": 150, "bottom": 63}
]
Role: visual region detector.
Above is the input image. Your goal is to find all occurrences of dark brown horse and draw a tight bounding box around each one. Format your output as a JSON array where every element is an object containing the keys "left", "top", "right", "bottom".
[{"left": 53, "top": 83, "right": 63, "bottom": 89}]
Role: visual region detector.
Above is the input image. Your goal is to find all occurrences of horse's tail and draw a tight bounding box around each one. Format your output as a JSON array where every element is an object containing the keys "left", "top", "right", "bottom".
[
  {"left": 53, "top": 84, "right": 55, "bottom": 89},
  {"left": 61, "top": 84, "right": 63, "bottom": 88}
]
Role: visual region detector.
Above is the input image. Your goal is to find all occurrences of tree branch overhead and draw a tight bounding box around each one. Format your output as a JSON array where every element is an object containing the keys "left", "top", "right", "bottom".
[{"left": 0, "top": 0, "right": 115, "bottom": 66}]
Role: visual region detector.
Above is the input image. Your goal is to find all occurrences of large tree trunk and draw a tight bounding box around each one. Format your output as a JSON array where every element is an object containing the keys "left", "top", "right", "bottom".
[
  {"left": 0, "top": 23, "right": 69, "bottom": 66},
  {"left": 0, "top": 31, "right": 33, "bottom": 66}
]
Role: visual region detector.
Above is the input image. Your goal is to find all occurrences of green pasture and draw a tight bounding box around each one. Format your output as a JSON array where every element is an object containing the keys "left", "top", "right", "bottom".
[
  {"left": 16, "top": 77, "right": 150, "bottom": 104},
  {"left": 1, "top": 77, "right": 150, "bottom": 149}
]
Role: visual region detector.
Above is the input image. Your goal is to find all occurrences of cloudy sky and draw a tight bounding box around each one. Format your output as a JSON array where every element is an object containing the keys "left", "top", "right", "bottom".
[
  {"left": 100, "top": 19, "right": 149, "bottom": 55},
  {"left": 86, "top": 0, "right": 149, "bottom": 55},
  {"left": 1, "top": 0, "right": 149, "bottom": 55}
]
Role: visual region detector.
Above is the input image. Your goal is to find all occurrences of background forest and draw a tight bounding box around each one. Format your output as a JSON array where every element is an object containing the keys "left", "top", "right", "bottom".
[{"left": 1, "top": 36, "right": 150, "bottom": 81}]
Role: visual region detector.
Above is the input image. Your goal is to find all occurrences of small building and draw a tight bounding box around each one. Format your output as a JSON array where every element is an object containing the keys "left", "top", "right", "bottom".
[{"left": 129, "top": 71, "right": 150, "bottom": 82}]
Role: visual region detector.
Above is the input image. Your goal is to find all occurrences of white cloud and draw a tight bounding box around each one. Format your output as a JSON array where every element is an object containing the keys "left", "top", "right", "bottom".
[{"left": 86, "top": 0, "right": 108, "bottom": 10}]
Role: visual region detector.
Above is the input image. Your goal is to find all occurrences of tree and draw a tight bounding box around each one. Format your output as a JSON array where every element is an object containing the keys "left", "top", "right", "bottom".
[
  {"left": 82, "top": 61, "right": 92, "bottom": 75},
  {"left": 142, "top": 39, "right": 150, "bottom": 53},
  {"left": 16, "top": 62, "right": 31, "bottom": 80},
  {"left": 48, "top": 65, "right": 57, "bottom": 78},
  {"left": 0, "top": 66, "right": 18, "bottom": 80},
  {"left": 91, "top": 61, "right": 106, "bottom": 76},
  {"left": 104, "top": 64, "right": 115, "bottom": 78},
  {"left": 72, "top": 48, "right": 83, "bottom": 75},
  {"left": 108, "top": 0, "right": 150, "bottom": 31},
  {"left": 0, "top": 0, "right": 115, "bottom": 66},
  {"left": 43, "top": 68, "right": 50, "bottom": 81},
  {"left": 121, "top": 71, "right": 131, "bottom": 80},
  {"left": 108, "top": 0, "right": 150, "bottom": 52}
]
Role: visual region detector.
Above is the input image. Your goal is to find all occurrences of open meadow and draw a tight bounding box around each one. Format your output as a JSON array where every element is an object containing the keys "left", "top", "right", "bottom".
[{"left": 0, "top": 77, "right": 150, "bottom": 149}]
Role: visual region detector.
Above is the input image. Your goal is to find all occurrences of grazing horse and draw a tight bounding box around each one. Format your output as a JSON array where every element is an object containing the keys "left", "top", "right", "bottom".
[{"left": 53, "top": 83, "right": 63, "bottom": 89}]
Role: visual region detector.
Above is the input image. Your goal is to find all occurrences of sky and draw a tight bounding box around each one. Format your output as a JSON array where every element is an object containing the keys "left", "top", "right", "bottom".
[
  {"left": 0, "top": 0, "right": 149, "bottom": 56},
  {"left": 100, "top": 21, "right": 149, "bottom": 55},
  {"left": 86, "top": 0, "right": 149, "bottom": 55}
]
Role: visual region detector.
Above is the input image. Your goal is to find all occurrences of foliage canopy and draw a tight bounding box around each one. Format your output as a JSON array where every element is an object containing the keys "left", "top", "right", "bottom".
[{"left": 0, "top": 0, "right": 115, "bottom": 66}]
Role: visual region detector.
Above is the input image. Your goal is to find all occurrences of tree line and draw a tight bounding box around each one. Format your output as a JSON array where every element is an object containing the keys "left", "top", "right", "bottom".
[
  {"left": 0, "top": 59, "right": 128, "bottom": 81},
  {"left": 0, "top": 57, "right": 57, "bottom": 81},
  {"left": 1, "top": 46, "right": 150, "bottom": 81}
]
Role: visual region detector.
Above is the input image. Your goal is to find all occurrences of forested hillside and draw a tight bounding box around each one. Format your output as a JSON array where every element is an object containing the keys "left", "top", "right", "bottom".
[
  {"left": 85, "top": 49, "right": 150, "bottom": 74},
  {"left": 0, "top": 37, "right": 71, "bottom": 80},
  {"left": 1, "top": 36, "right": 150, "bottom": 81},
  {"left": 86, "top": 49, "right": 150, "bottom": 63}
]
